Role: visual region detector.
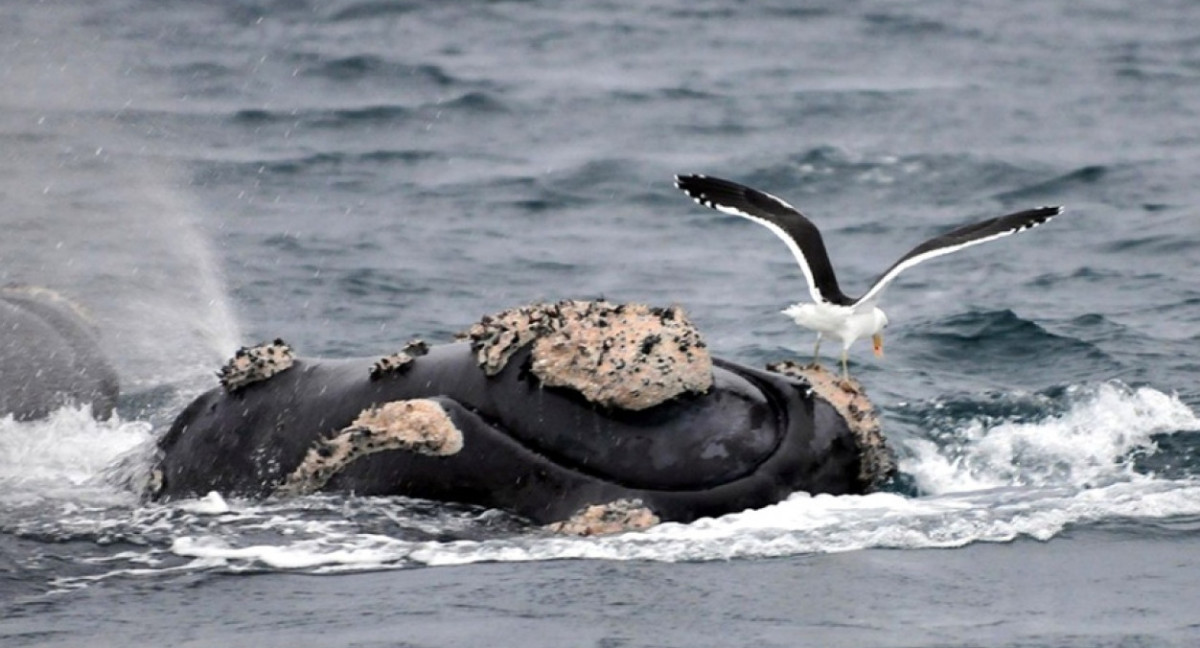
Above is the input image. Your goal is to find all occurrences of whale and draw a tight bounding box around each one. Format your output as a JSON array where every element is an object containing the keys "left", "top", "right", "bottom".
[
  {"left": 150, "top": 300, "right": 893, "bottom": 531},
  {"left": 0, "top": 286, "right": 119, "bottom": 420}
]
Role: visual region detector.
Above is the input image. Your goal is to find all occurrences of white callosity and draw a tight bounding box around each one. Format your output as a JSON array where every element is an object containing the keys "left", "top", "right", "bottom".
[
  {"left": 277, "top": 399, "right": 463, "bottom": 496},
  {"left": 544, "top": 499, "right": 661, "bottom": 536},
  {"left": 369, "top": 339, "right": 430, "bottom": 380},
  {"left": 460, "top": 300, "right": 713, "bottom": 411},
  {"left": 766, "top": 360, "right": 895, "bottom": 490},
  {"left": 217, "top": 339, "right": 295, "bottom": 392}
]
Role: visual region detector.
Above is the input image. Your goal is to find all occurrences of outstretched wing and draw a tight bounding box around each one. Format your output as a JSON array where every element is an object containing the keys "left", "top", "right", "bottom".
[
  {"left": 674, "top": 174, "right": 853, "bottom": 306},
  {"left": 854, "top": 206, "right": 1063, "bottom": 306}
]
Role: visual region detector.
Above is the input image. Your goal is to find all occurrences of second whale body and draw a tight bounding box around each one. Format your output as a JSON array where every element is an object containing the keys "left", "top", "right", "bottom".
[{"left": 0, "top": 286, "right": 119, "bottom": 421}]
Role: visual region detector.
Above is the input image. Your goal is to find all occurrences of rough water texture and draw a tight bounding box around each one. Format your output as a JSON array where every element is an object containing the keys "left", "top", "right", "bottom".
[
  {"left": 462, "top": 300, "right": 713, "bottom": 410},
  {"left": 278, "top": 399, "right": 464, "bottom": 496},
  {"left": 5, "top": 0, "right": 1200, "bottom": 646}
]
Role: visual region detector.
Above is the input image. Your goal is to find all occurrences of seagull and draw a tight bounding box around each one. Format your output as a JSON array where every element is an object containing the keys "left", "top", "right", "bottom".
[{"left": 674, "top": 174, "right": 1062, "bottom": 381}]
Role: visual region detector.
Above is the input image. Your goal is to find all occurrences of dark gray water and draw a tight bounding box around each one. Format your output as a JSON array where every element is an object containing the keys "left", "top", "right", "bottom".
[{"left": 3, "top": 1, "right": 1200, "bottom": 645}]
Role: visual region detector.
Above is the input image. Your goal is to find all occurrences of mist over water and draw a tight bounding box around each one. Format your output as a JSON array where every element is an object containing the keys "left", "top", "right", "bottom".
[
  {"left": 4, "top": 1, "right": 1200, "bottom": 645},
  {"left": 0, "top": 6, "right": 239, "bottom": 390}
]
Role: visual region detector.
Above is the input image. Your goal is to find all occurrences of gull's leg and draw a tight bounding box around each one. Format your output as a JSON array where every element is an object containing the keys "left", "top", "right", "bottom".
[
  {"left": 811, "top": 334, "right": 823, "bottom": 366},
  {"left": 840, "top": 349, "right": 850, "bottom": 382}
]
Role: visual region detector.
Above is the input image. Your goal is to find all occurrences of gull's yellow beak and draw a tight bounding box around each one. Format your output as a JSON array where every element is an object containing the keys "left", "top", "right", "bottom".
[{"left": 872, "top": 333, "right": 884, "bottom": 358}]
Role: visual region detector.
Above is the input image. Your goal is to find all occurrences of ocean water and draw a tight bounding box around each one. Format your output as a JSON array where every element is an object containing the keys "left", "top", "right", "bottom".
[{"left": 3, "top": 0, "right": 1200, "bottom": 646}]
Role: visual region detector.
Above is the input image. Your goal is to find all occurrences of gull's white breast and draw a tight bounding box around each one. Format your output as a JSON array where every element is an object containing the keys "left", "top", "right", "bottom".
[{"left": 782, "top": 303, "right": 885, "bottom": 346}]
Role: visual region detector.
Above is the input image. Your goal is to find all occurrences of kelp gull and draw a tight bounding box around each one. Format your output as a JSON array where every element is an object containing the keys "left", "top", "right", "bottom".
[{"left": 674, "top": 174, "right": 1062, "bottom": 380}]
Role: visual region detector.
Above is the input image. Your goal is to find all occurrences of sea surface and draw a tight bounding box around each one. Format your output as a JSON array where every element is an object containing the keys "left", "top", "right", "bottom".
[{"left": 3, "top": 1, "right": 1200, "bottom": 646}]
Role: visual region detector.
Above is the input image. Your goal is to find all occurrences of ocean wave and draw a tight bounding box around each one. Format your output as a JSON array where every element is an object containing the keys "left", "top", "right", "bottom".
[
  {"left": 160, "top": 381, "right": 1200, "bottom": 571},
  {"left": 906, "top": 309, "right": 1115, "bottom": 381},
  {"left": 327, "top": 1, "right": 422, "bottom": 22},
  {"left": 896, "top": 380, "right": 1200, "bottom": 494},
  {"left": 1102, "top": 233, "right": 1200, "bottom": 255},
  {"left": 228, "top": 92, "right": 508, "bottom": 129},
  {"left": 7, "top": 381, "right": 1200, "bottom": 585},
  {"left": 339, "top": 267, "right": 434, "bottom": 298},
  {"left": 920, "top": 309, "right": 1074, "bottom": 344},
  {"left": 736, "top": 149, "right": 1046, "bottom": 206},
  {"left": 166, "top": 61, "right": 236, "bottom": 81},
  {"left": 537, "top": 158, "right": 655, "bottom": 201},
  {"left": 223, "top": 149, "right": 440, "bottom": 176},
  {"left": 610, "top": 87, "right": 720, "bottom": 104},
  {"left": 296, "top": 59, "right": 461, "bottom": 87},
  {"left": 234, "top": 104, "right": 412, "bottom": 127},
  {"left": 991, "top": 165, "right": 1108, "bottom": 203},
  {"left": 159, "top": 478, "right": 1200, "bottom": 573},
  {"left": 1138, "top": 430, "right": 1200, "bottom": 481},
  {"left": 1027, "top": 266, "right": 1126, "bottom": 289},
  {"left": 417, "top": 157, "right": 663, "bottom": 215},
  {"left": 1043, "top": 312, "right": 1133, "bottom": 349},
  {"left": 862, "top": 11, "right": 955, "bottom": 37}
]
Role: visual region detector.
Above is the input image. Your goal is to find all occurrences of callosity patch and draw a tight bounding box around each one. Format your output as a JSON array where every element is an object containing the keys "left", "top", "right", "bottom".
[
  {"left": 218, "top": 339, "right": 295, "bottom": 392},
  {"left": 544, "top": 498, "right": 661, "bottom": 536},
  {"left": 461, "top": 300, "right": 713, "bottom": 410},
  {"left": 369, "top": 339, "right": 430, "bottom": 380},
  {"left": 767, "top": 360, "right": 895, "bottom": 490},
  {"left": 276, "top": 399, "right": 463, "bottom": 496}
]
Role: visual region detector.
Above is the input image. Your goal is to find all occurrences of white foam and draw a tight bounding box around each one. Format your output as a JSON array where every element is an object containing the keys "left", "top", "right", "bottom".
[
  {"left": 154, "top": 476, "right": 1200, "bottom": 572},
  {"left": 172, "top": 534, "right": 406, "bottom": 570},
  {"left": 10, "top": 383, "right": 1200, "bottom": 579},
  {"left": 0, "top": 406, "right": 154, "bottom": 506},
  {"left": 176, "top": 491, "right": 232, "bottom": 515},
  {"left": 150, "top": 381, "right": 1200, "bottom": 572},
  {"left": 901, "top": 382, "right": 1200, "bottom": 495}
]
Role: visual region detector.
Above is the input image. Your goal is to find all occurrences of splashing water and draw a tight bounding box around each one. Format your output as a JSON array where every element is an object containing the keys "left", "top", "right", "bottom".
[
  {"left": 901, "top": 382, "right": 1200, "bottom": 494},
  {"left": 0, "top": 7, "right": 241, "bottom": 390},
  {"left": 6, "top": 379, "right": 1195, "bottom": 588},
  {"left": 0, "top": 406, "right": 153, "bottom": 508}
]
